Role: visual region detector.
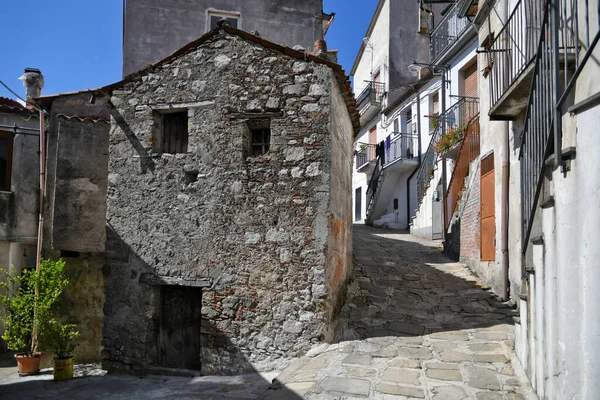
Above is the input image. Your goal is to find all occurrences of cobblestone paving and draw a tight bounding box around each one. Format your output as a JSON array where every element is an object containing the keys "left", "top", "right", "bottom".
[{"left": 263, "top": 225, "right": 535, "bottom": 400}]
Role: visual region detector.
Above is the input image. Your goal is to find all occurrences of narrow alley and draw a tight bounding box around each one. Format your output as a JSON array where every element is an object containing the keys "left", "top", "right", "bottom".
[
  {"left": 263, "top": 225, "right": 533, "bottom": 399},
  {"left": 1, "top": 225, "right": 533, "bottom": 399}
]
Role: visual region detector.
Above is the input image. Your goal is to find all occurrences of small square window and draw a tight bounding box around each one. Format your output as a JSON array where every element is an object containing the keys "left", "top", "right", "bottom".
[
  {"left": 208, "top": 11, "right": 240, "bottom": 30},
  {"left": 246, "top": 119, "right": 271, "bottom": 157},
  {"left": 160, "top": 111, "right": 188, "bottom": 154},
  {"left": 250, "top": 127, "right": 270, "bottom": 157}
]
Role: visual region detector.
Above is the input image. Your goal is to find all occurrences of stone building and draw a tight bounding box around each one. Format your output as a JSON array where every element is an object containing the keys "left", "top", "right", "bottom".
[
  {"left": 39, "top": 24, "right": 358, "bottom": 375},
  {"left": 0, "top": 92, "right": 40, "bottom": 352},
  {"left": 123, "top": 0, "right": 334, "bottom": 76}
]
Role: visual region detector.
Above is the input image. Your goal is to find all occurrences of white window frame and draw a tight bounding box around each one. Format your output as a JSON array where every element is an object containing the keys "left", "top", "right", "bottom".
[{"left": 206, "top": 8, "right": 242, "bottom": 32}]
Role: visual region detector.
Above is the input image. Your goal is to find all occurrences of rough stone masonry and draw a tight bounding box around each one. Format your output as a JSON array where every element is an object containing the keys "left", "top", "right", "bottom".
[{"left": 102, "top": 27, "right": 356, "bottom": 375}]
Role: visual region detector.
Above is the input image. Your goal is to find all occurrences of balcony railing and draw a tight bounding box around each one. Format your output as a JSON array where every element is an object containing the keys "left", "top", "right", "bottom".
[
  {"left": 384, "top": 132, "right": 419, "bottom": 167},
  {"left": 356, "top": 81, "right": 385, "bottom": 113},
  {"left": 489, "top": 0, "right": 544, "bottom": 108},
  {"left": 430, "top": 2, "right": 472, "bottom": 62},
  {"left": 445, "top": 115, "right": 480, "bottom": 230},
  {"left": 520, "top": 0, "right": 590, "bottom": 255},
  {"left": 355, "top": 144, "right": 376, "bottom": 170},
  {"left": 416, "top": 96, "right": 479, "bottom": 207}
]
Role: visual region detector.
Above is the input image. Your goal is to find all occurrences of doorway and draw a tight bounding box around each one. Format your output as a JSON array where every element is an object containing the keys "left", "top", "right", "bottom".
[{"left": 158, "top": 285, "right": 203, "bottom": 370}]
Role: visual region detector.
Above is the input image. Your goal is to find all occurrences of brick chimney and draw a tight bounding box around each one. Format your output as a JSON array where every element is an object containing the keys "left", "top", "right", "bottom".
[{"left": 19, "top": 68, "right": 44, "bottom": 109}]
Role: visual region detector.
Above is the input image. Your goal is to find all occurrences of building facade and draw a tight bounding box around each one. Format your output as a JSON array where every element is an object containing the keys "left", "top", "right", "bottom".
[
  {"left": 123, "top": 0, "right": 333, "bottom": 76},
  {"left": 38, "top": 24, "right": 357, "bottom": 375},
  {"left": 0, "top": 95, "right": 40, "bottom": 352},
  {"left": 350, "top": 0, "right": 436, "bottom": 230}
]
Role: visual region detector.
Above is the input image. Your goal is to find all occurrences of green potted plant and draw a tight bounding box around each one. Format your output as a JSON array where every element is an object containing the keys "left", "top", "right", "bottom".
[
  {"left": 0, "top": 259, "right": 70, "bottom": 376},
  {"left": 39, "top": 319, "right": 79, "bottom": 381}
]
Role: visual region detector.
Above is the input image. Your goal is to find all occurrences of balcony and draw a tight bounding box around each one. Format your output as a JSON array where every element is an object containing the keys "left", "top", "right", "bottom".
[
  {"left": 430, "top": 2, "right": 473, "bottom": 63},
  {"left": 356, "top": 81, "right": 384, "bottom": 125},
  {"left": 355, "top": 144, "right": 377, "bottom": 174},
  {"left": 383, "top": 132, "right": 419, "bottom": 171},
  {"left": 488, "top": 0, "right": 544, "bottom": 119}
]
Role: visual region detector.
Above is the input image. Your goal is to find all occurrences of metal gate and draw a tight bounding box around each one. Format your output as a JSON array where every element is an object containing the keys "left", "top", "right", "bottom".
[{"left": 480, "top": 153, "right": 496, "bottom": 261}]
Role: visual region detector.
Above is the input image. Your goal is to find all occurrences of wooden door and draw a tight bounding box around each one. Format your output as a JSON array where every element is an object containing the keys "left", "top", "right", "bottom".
[
  {"left": 369, "top": 126, "right": 377, "bottom": 160},
  {"left": 462, "top": 61, "right": 478, "bottom": 122},
  {"left": 480, "top": 153, "right": 496, "bottom": 261},
  {"left": 158, "top": 286, "right": 202, "bottom": 370}
]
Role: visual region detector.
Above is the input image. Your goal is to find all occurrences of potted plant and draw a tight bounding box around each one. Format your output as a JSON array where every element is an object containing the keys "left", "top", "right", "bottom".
[
  {"left": 39, "top": 319, "right": 79, "bottom": 381},
  {"left": 0, "top": 267, "right": 41, "bottom": 375},
  {"left": 0, "top": 259, "right": 70, "bottom": 377},
  {"left": 435, "top": 124, "right": 466, "bottom": 158}
]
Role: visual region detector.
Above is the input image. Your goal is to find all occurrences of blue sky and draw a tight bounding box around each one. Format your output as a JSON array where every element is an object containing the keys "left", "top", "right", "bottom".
[{"left": 0, "top": 0, "right": 377, "bottom": 99}]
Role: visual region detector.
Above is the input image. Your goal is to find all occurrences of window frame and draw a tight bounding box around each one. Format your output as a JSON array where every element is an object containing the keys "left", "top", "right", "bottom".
[
  {"left": 0, "top": 130, "right": 13, "bottom": 192},
  {"left": 156, "top": 110, "right": 189, "bottom": 154},
  {"left": 206, "top": 9, "right": 242, "bottom": 31},
  {"left": 246, "top": 120, "right": 271, "bottom": 157}
]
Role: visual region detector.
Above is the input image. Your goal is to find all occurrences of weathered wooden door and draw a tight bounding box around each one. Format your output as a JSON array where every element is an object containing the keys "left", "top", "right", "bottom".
[
  {"left": 158, "top": 285, "right": 202, "bottom": 370},
  {"left": 369, "top": 126, "right": 377, "bottom": 160},
  {"left": 480, "top": 153, "right": 496, "bottom": 261}
]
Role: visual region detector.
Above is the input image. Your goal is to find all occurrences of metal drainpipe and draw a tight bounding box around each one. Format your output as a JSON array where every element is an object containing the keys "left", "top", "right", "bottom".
[
  {"left": 406, "top": 91, "right": 422, "bottom": 228},
  {"left": 440, "top": 69, "right": 448, "bottom": 243},
  {"left": 32, "top": 108, "right": 46, "bottom": 352},
  {"left": 500, "top": 0, "right": 510, "bottom": 301}
]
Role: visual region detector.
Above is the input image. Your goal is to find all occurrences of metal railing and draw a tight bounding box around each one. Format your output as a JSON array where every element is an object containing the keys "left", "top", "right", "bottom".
[
  {"left": 430, "top": 2, "right": 472, "bottom": 62},
  {"left": 416, "top": 96, "right": 479, "bottom": 207},
  {"left": 445, "top": 115, "right": 480, "bottom": 230},
  {"left": 520, "top": 0, "right": 596, "bottom": 254},
  {"left": 489, "top": 0, "right": 544, "bottom": 107},
  {"left": 356, "top": 81, "right": 385, "bottom": 112},
  {"left": 384, "top": 132, "right": 419, "bottom": 167},
  {"left": 355, "top": 144, "right": 376, "bottom": 170},
  {"left": 366, "top": 156, "right": 383, "bottom": 216}
]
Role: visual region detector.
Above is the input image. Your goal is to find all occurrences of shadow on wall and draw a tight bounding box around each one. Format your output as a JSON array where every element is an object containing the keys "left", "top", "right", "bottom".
[
  {"left": 332, "top": 224, "right": 514, "bottom": 343},
  {"left": 109, "top": 108, "right": 155, "bottom": 174},
  {"left": 98, "top": 227, "right": 302, "bottom": 398}
]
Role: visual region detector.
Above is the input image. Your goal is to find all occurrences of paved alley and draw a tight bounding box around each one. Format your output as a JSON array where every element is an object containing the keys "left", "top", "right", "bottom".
[
  {"left": 262, "top": 225, "right": 533, "bottom": 400},
  {"left": 0, "top": 225, "right": 534, "bottom": 399}
]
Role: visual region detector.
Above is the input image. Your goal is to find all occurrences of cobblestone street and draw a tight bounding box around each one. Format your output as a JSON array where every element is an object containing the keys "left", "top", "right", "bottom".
[
  {"left": 263, "top": 225, "right": 534, "bottom": 399},
  {"left": 0, "top": 225, "right": 534, "bottom": 399}
]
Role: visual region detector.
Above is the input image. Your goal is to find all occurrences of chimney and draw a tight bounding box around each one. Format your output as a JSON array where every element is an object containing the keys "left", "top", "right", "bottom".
[
  {"left": 19, "top": 68, "right": 44, "bottom": 109},
  {"left": 314, "top": 39, "right": 328, "bottom": 58}
]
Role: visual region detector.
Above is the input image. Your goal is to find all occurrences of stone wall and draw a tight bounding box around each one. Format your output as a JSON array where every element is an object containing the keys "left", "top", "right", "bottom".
[{"left": 104, "top": 31, "right": 353, "bottom": 374}]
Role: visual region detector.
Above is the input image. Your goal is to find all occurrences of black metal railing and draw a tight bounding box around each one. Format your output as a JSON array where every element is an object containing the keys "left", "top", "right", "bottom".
[
  {"left": 384, "top": 132, "right": 419, "bottom": 166},
  {"left": 489, "top": 0, "right": 544, "bottom": 107},
  {"left": 520, "top": 0, "right": 596, "bottom": 254},
  {"left": 430, "top": 2, "right": 472, "bottom": 62},
  {"left": 356, "top": 81, "right": 385, "bottom": 112},
  {"left": 355, "top": 144, "right": 376, "bottom": 170},
  {"left": 416, "top": 96, "right": 479, "bottom": 207},
  {"left": 366, "top": 156, "right": 383, "bottom": 215}
]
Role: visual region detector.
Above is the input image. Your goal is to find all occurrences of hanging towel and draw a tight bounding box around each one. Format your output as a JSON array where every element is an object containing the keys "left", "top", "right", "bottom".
[{"left": 385, "top": 135, "right": 391, "bottom": 150}]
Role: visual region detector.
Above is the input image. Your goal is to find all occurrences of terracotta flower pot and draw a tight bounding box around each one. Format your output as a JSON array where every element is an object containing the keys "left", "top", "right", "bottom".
[
  {"left": 53, "top": 356, "right": 74, "bottom": 381},
  {"left": 15, "top": 353, "right": 42, "bottom": 376}
]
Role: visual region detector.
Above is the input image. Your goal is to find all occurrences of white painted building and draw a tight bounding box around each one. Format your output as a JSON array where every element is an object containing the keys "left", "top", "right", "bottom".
[{"left": 350, "top": 0, "right": 442, "bottom": 230}]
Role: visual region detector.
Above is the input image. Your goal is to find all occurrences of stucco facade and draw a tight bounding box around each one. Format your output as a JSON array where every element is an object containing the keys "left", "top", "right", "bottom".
[{"left": 123, "top": 0, "right": 330, "bottom": 76}]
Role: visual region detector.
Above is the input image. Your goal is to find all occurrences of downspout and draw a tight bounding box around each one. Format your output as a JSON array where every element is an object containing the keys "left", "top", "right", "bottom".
[
  {"left": 499, "top": 0, "right": 510, "bottom": 301},
  {"left": 406, "top": 91, "right": 422, "bottom": 227},
  {"left": 440, "top": 68, "right": 448, "bottom": 242},
  {"left": 33, "top": 108, "right": 45, "bottom": 351}
]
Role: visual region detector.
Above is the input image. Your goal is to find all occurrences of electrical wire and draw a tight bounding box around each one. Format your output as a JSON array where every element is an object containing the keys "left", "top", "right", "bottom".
[{"left": 0, "top": 79, "right": 27, "bottom": 104}]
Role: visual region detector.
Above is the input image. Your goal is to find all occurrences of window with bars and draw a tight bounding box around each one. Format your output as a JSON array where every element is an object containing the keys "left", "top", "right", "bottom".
[
  {"left": 159, "top": 111, "right": 188, "bottom": 154},
  {"left": 250, "top": 126, "right": 271, "bottom": 156}
]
